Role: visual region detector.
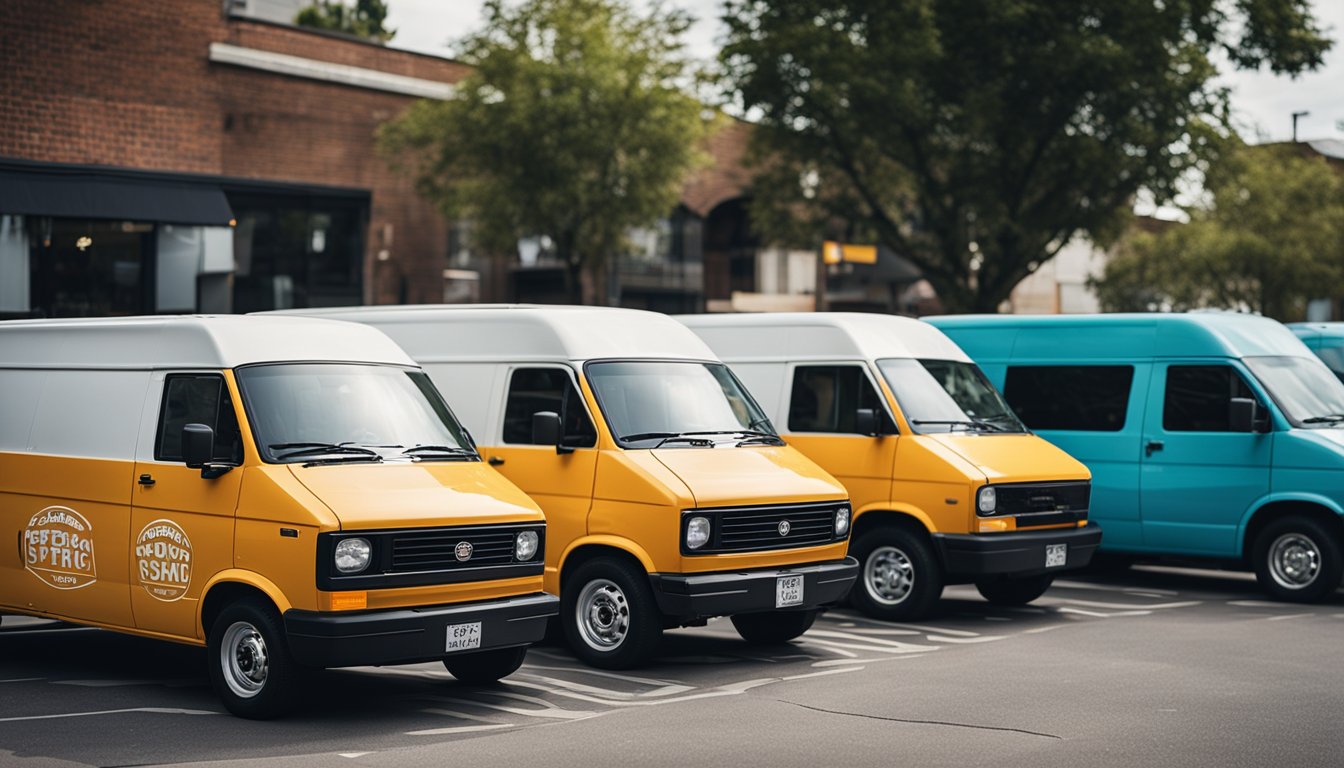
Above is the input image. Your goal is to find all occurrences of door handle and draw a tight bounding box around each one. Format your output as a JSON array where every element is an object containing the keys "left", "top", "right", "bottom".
[
  {"left": 488, "top": 456, "right": 505, "bottom": 466},
  {"left": 1145, "top": 440, "right": 1165, "bottom": 457},
  {"left": 138, "top": 473, "right": 156, "bottom": 487}
]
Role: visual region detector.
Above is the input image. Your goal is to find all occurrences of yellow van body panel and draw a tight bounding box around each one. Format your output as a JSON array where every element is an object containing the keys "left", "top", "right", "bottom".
[
  {"left": 199, "top": 568, "right": 295, "bottom": 628},
  {"left": 647, "top": 445, "right": 846, "bottom": 508},
  {"left": 551, "top": 534, "right": 659, "bottom": 593},
  {"left": 928, "top": 433, "right": 1091, "bottom": 485},
  {"left": 332, "top": 575, "right": 545, "bottom": 612}
]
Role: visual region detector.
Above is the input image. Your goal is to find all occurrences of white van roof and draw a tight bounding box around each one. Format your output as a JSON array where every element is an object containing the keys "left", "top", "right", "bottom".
[
  {"left": 0, "top": 315, "right": 416, "bottom": 370},
  {"left": 265, "top": 305, "right": 718, "bottom": 363},
  {"left": 678, "top": 312, "right": 970, "bottom": 363}
]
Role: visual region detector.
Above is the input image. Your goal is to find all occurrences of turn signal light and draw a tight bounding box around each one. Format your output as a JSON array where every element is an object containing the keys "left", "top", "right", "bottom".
[
  {"left": 328, "top": 591, "right": 368, "bottom": 610},
  {"left": 978, "top": 518, "right": 1011, "bottom": 532}
]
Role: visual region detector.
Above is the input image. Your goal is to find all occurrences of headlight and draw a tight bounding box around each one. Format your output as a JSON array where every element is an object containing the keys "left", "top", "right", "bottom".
[
  {"left": 977, "top": 486, "right": 997, "bottom": 515},
  {"left": 334, "top": 537, "right": 371, "bottom": 574},
  {"left": 835, "top": 506, "right": 851, "bottom": 536},
  {"left": 515, "top": 530, "right": 539, "bottom": 561},
  {"left": 686, "top": 516, "right": 711, "bottom": 550}
]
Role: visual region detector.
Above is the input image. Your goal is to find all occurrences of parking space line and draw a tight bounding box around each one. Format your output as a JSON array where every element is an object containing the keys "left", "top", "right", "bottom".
[
  {"left": 1052, "top": 598, "right": 1202, "bottom": 610},
  {"left": 405, "top": 723, "right": 516, "bottom": 736},
  {"left": 0, "top": 707, "right": 219, "bottom": 722},
  {"left": 521, "top": 664, "right": 692, "bottom": 695},
  {"left": 806, "top": 629, "right": 944, "bottom": 651},
  {"left": 0, "top": 678, "right": 42, "bottom": 684},
  {"left": 1266, "top": 613, "right": 1312, "bottom": 621},
  {"left": 1053, "top": 580, "right": 1180, "bottom": 596},
  {"left": 420, "top": 706, "right": 510, "bottom": 724},
  {"left": 1057, "top": 607, "right": 1153, "bottom": 618}
]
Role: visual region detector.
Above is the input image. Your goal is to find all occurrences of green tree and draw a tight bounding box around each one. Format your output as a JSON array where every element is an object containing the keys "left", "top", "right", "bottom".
[
  {"left": 719, "top": 1, "right": 1332, "bottom": 312},
  {"left": 1092, "top": 142, "right": 1344, "bottom": 320},
  {"left": 378, "top": 0, "right": 708, "bottom": 304},
  {"left": 296, "top": 0, "right": 395, "bottom": 43}
]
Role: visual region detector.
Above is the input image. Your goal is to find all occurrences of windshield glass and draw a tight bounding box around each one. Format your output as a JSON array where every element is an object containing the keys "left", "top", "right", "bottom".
[
  {"left": 236, "top": 364, "right": 476, "bottom": 463},
  {"left": 585, "top": 361, "right": 776, "bottom": 447},
  {"left": 1244, "top": 355, "right": 1344, "bottom": 427},
  {"left": 877, "top": 358, "right": 1026, "bottom": 434}
]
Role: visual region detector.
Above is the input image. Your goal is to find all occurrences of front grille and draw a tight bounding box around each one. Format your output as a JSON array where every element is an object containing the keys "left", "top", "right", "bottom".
[
  {"left": 390, "top": 528, "right": 520, "bottom": 571},
  {"left": 686, "top": 502, "right": 845, "bottom": 555},
  {"left": 989, "top": 482, "right": 1090, "bottom": 525}
]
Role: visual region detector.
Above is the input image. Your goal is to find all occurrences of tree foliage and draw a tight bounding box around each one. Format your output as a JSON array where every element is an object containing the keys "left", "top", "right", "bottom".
[
  {"left": 719, "top": 0, "right": 1332, "bottom": 312},
  {"left": 295, "top": 0, "right": 395, "bottom": 42},
  {"left": 1092, "top": 142, "right": 1344, "bottom": 320},
  {"left": 378, "top": 0, "right": 707, "bottom": 304}
]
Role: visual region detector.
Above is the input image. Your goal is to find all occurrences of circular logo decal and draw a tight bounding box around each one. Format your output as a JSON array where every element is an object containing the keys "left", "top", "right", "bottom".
[
  {"left": 778, "top": 520, "right": 792, "bottom": 537},
  {"left": 23, "top": 506, "right": 97, "bottom": 590},
  {"left": 135, "top": 519, "right": 193, "bottom": 601},
  {"left": 455, "top": 541, "right": 474, "bottom": 562}
]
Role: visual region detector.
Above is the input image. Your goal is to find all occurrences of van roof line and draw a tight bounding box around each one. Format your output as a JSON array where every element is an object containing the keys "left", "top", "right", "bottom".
[
  {"left": 677, "top": 311, "right": 970, "bottom": 363},
  {"left": 0, "top": 314, "right": 416, "bottom": 369}
]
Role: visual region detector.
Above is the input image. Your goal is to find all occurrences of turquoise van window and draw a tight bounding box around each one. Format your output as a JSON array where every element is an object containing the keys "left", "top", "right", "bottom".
[
  {"left": 1003, "top": 366, "right": 1133, "bottom": 431},
  {"left": 1163, "top": 366, "right": 1255, "bottom": 432}
]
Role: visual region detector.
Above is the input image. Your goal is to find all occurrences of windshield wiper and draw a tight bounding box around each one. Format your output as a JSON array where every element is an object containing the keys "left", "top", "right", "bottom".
[
  {"left": 271, "top": 442, "right": 383, "bottom": 460},
  {"left": 674, "top": 429, "right": 785, "bottom": 446},
  {"left": 401, "top": 445, "right": 477, "bottom": 460},
  {"left": 1303, "top": 414, "right": 1344, "bottom": 424},
  {"left": 910, "top": 419, "right": 1006, "bottom": 433},
  {"left": 619, "top": 432, "right": 682, "bottom": 442}
]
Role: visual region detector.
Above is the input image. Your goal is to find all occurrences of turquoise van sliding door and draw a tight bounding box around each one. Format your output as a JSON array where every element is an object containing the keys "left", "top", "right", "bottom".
[{"left": 1140, "top": 363, "right": 1272, "bottom": 557}]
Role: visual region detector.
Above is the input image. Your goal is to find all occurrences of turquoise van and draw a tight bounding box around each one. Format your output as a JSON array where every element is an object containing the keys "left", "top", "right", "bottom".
[
  {"left": 1288, "top": 323, "right": 1344, "bottom": 384},
  {"left": 928, "top": 313, "right": 1344, "bottom": 602}
]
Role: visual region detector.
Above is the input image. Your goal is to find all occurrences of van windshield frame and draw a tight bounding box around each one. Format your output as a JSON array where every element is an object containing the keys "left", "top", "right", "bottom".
[
  {"left": 234, "top": 362, "right": 478, "bottom": 464},
  {"left": 1243, "top": 355, "right": 1344, "bottom": 428},
  {"left": 582, "top": 359, "right": 779, "bottom": 449},
  {"left": 877, "top": 358, "right": 1027, "bottom": 435}
]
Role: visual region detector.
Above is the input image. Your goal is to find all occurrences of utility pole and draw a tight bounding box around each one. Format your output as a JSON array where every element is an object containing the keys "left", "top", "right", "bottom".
[{"left": 1292, "top": 110, "right": 1310, "bottom": 142}]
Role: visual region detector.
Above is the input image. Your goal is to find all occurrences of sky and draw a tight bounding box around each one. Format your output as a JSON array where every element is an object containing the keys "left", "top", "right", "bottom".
[{"left": 384, "top": 0, "right": 1344, "bottom": 144}]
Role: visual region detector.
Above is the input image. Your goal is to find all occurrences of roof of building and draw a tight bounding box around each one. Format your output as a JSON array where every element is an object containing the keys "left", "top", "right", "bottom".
[
  {"left": 0, "top": 315, "right": 415, "bottom": 370},
  {"left": 678, "top": 312, "right": 970, "bottom": 362},
  {"left": 926, "top": 312, "right": 1309, "bottom": 361},
  {"left": 1307, "top": 139, "right": 1344, "bottom": 161},
  {"left": 265, "top": 305, "right": 719, "bottom": 363}
]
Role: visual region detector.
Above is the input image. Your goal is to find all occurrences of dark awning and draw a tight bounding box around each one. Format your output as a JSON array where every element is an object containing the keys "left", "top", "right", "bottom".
[{"left": 0, "top": 162, "right": 234, "bottom": 226}]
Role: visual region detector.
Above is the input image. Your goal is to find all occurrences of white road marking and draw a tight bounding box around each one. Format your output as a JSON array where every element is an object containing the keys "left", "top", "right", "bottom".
[
  {"left": 1023, "top": 625, "right": 1065, "bottom": 634},
  {"left": 1053, "top": 580, "right": 1180, "bottom": 596},
  {"left": 1230, "top": 600, "right": 1288, "bottom": 608},
  {"left": 521, "top": 664, "right": 692, "bottom": 695},
  {"left": 806, "top": 629, "right": 942, "bottom": 650},
  {"left": 873, "top": 623, "right": 980, "bottom": 637},
  {"left": 1057, "top": 607, "right": 1153, "bottom": 618},
  {"left": 1053, "top": 598, "right": 1202, "bottom": 610},
  {"left": 420, "top": 707, "right": 510, "bottom": 724},
  {"left": 338, "top": 753, "right": 372, "bottom": 758},
  {"left": 405, "top": 723, "right": 516, "bottom": 736},
  {"left": 0, "top": 678, "right": 42, "bottom": 684},
  {"left": 1266, "top": 613, "right": 1312, "bottom": 622},
  {"left": 803, "top": 637, "right": 939, "bottom": 655},
  {"left": 430, "top": 695, "right": 595, "bottom": 720},
  {"left": 840, "top": 627, "right": 923, "bottom": 636},
  {"left": 0, "top": 707, "right": 219, "bottom": 722},
  {"left": 507, "top": 667, "right": 862, "bottom": 709}
]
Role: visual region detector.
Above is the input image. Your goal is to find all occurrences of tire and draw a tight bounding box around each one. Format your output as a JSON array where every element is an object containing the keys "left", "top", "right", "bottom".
[
  {"left": 562, "top": 557, "right": 663, "bottom": 669},
  {"left": 207, "top": 598, "right": 301, "bottom": 719},
  {"left": 443, "top": 646, "right": 527, "bottom": 684},
  {"left": 730, "top": 610, "right": 818, "bottom": 644},
  {"left": 975, "top": 574, "right": 1055, "bottom": 606},
  {"left": 849, "top": 525, "right": 944, "bottom": 621},
  {"left": 1253, "top": 516, "right": 1344, "bottom": 603}
]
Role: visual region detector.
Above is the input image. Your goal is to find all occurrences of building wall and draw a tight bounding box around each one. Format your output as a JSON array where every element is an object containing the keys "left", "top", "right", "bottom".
[{"left": 0, "top": 0, "right": 471, "bottom": 305}]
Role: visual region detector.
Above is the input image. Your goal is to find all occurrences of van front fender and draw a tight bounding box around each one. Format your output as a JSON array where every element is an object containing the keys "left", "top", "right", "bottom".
[
  {"left": 558, "top": 535, "right": 657, "bottom": 575},
  {"left": 853, "top": 502, "right": 937, "bottom": 535},
  {"left": 1238, "top": 492, "right": 1344, "bottom": 558},
  {"left": 196, "top": 569, "right": 294, "bottom": 639}
]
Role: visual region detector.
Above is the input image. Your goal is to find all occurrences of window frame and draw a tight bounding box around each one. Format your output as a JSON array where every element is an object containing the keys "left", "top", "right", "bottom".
[
  {"left": 153, "top": 372, "right": 241, "bottom": 463},
  {"left": 501, "top": 364, "right": 598, "bottom": 448},
  {"left": 1161, "top": 363, "right": 1260, "bottom": 433},
  {"left": 787, "top": 362, "right": 897, "bottom": 436}
]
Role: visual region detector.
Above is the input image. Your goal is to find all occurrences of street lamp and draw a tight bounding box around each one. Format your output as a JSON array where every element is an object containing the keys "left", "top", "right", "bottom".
[{"left": 1292, "top": 110, "right": 1310, "bottom": 142}]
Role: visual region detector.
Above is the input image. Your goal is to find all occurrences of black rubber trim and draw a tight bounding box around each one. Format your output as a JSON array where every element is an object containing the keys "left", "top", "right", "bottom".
[
  {"left": 283, "top": 592, "right": 559, "bottom": 668},
  {"left": 648, "top": 557, "right": 858, "bottom": 621},
  {"left": 932, "top": 522, "right": 1102, "bottom": 577}
]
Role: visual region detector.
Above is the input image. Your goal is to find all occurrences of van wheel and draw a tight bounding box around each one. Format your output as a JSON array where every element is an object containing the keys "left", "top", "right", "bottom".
[
  {"left": 1253, "top": 516, "right": 1343, "bottom": 603},
  {"left": 975, "top": 574, "right": 1055, "bottom": 606},
  {"left": 207, "top": 599, "right": 301, "bottom": 719},
  {"left": 443, "top": 646, "right": 527, "bottom": 684},
  {"left": 730, "top": 610, "right": 818, "bottom": 644},
  {"left": 849, "top": 526, "right": 943, "bottom": 621},
  {"left": 563, "top": 558, "right": 662, "bottom": 669}
]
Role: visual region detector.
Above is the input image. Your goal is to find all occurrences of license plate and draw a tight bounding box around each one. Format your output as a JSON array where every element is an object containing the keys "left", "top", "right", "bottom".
[
  {"left": 1045, "top": 543, "right": 1067, "bottom": 568},
  {"left": 776, "top": 575, "right": 804, "bottom": 608},
  {"left": 445, "top": 622, "right": 482, "bottom": 652}
]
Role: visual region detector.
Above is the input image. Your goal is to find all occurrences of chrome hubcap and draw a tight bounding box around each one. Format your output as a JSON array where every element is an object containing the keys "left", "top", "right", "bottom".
[
  {"left": 865, "top": 545, "right": 914, "bottom": 605},
  {"left": 1269, "top": 533, "right": 1321, "bottom": 589},
  {"left": 220, "top": 621, "right": 269, "bottom": 698},
  {"left": 575, "top": 578, "right": 630, "bottom": 651}
]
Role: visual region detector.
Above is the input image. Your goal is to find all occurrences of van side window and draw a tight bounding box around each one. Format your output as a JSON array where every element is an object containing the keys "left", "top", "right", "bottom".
[
  {"left": 156, "top": 375, "right": 242, "bottom": 463},
  {"left": 789, "top": 365, "right": 884, "bottom": 433},
  {"left": 503, "top": 368, "right": 597, "bottom": 447},
  {"left": 1003, "top": 366, "right": 1134, "bottom": 431},
  {"left": 1163, "top": 366, "right": 1257, "bottom": 432}
]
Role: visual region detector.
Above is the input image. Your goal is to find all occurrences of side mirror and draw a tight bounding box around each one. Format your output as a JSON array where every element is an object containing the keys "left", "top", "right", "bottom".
[
  {"left": 533, "top": 411, "right": 571, "bottom": 453},
  {"left": 1229, "top": 398, "right": 1267, "bottom": 433},
  {"left": 856, "top": 408, "right": 882, "bottom": 437},
  {"left": 183, "top": 423, "right": 214, "bottom": 469}
]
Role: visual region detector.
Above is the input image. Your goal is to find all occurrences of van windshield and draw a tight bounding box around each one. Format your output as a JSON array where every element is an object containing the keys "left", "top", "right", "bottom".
[
  {"left": 585, "top": 361, "right": 779, "bottom": 448},
  {"left": 236, "top": 364, "right": 477, "bottom": 463},
  {"left": 1244, "top": 355, "right": 1344, "bottom": 427},
  {"left": 877, "top": 358, "right": 1026, "bottom": 434}
]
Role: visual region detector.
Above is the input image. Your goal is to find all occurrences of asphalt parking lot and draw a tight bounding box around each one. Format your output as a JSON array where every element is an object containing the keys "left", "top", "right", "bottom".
[{"left": 2, "top": 566, "right": 1341, "bottom": 768}]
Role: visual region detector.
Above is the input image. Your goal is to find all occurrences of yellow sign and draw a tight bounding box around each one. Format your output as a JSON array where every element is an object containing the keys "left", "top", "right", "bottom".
[{"left": 822, "top": 241, "right": 878, "bottom": 265}]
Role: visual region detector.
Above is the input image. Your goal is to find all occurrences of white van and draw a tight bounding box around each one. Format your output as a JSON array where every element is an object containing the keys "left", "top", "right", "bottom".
[
  {"left": 0, "top": 316, "right": 556, "bottom": 717},
  {"left": 271, "top": 305, "right": 857, "bottom": 669}
]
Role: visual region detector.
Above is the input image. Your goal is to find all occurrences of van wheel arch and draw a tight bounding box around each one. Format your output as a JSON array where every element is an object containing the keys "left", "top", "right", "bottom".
[
  {"left": 202, "top": 582, "right": 278, "bottom": 638},
  {"left": 1243, "top": 501, "right": 1344, "bottom": 563},
  {"left": 559, "top": 544, "right": 649, "bottom": 593},
  {"left": 851, "top": 509, "right": 933, "bottom": 542}
]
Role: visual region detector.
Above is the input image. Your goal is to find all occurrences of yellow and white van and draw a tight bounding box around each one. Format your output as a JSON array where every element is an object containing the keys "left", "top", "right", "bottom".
[
  {"left": 681, "top": 313, "right": 1100, "bottom": 619},
  {"left": 275, "top": 305, "right": 858, "bottom": 669},
  {"left": 0, "top": 316, "right": 557, "bottom": 718}
]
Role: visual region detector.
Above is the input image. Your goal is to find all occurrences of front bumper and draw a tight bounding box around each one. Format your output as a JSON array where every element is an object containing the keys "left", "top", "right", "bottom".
[
  {"left": 648, "top": 557, "right": 859, "bottom": 620},
  {"left": 933, "top": 522, "right": 1102, "bottom": 577},
  {"left": 283, "top": 592, "right": 559, "bottom": 668}
]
